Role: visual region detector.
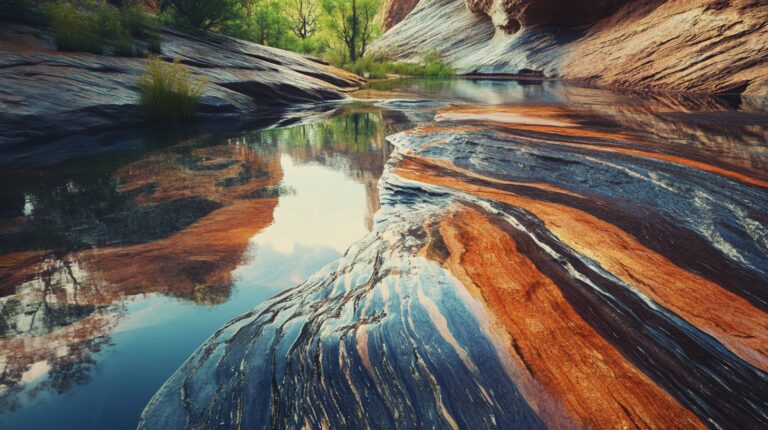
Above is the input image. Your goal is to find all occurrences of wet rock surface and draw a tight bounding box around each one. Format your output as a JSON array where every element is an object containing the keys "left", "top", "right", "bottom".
[
  {"left": 0, "top": 21, "right": 364, "bottom": 150},
  {"left": 139, "top": 83, "right": 768, "bottom": 429},
  {"left": 371, "top": 0, "right": 768, "bottom": 95}
]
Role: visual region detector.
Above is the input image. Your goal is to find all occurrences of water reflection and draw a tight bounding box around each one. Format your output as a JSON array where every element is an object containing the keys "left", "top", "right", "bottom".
[
  {"left": 0, "top": 79, "right": 765, "bottom": 429},
  {"left": 0, "top": 109, "right": 393, "bottom": 421}
]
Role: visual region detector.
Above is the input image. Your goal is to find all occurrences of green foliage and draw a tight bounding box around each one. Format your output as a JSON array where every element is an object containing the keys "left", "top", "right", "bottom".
[
  {"left": 121, "top": 3, "right": 150, "bottom": 38},
  {"left": 322, "top": 0, "right": 380, "bottom": 62},
  {"left": 220, "top": 1, "right": 297, "bottom": 49},
  {"left": 48, "top": 2, "right": 103, "bottom": 53},
  {"left": 139, "top": 57, "right": 207, "bottom": 120},
  {"left": 161, "top": 0, "right": 239, "bottom": 30},
  {"left": 47, "top": 1, "right": 160, "bottom": 56},
  {"left": 343, "top": 50, "right": 455, "bottom": 79},
  {"left": 113, "top": 31, "right": 136, "bottom": 56},
  {"left": 146, "top": 27, "right": 162, "bottom": 53},
  {"left": 0, "top": 0, "right": 47, "bottom": 24}
]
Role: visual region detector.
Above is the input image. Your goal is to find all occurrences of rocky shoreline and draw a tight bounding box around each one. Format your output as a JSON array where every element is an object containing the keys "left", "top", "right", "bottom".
[{"left": 0, "top": 20, "right": 364, "bottom": 154}]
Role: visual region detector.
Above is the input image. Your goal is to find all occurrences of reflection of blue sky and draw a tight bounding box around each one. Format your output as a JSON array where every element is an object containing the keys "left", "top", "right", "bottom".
[
  {"left": 233, "top": 153, "right": 370, "bottom": 292},
  {"left": 0, "top": 150, "right": 375, "bottom": 430}
]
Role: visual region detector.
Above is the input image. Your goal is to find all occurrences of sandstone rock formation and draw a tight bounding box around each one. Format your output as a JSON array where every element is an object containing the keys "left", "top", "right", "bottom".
[
  {"left": 379, "top": 0, "right": 421, "bottom": 29},
  {"left": 465, "top": 0, "right": 626, "bottom": 33},
  {"left": 371, "top": 0, "right": 768, "bottom": 95},
  {"left": 138, "top": 86, "right": 768, "bottom": 430},
  {"left": 0, "top": 21, "right": 364, "bottom": 150}
]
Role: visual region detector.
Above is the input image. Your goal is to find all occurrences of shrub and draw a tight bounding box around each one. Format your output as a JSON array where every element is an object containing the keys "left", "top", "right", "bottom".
[
  {"left": 113, "top": 30, "right": 136, "bottom": 56},
  {"left": 342, "top": 50, "right": 455, "bottom": 79},
  {"left": 48, "top": 2, "right": 103, "bottom": 53},
  {"left": 46, "top": 1, "right": 161, "bottom": 56},
  {"left": 146, "top": 27, "right": 162, "bottom": 53},
  {"left": 94, "top": 1, "right": 123, "bottom": 39},
  {"left": 120, "top": 3, "right": 149, "bottom": 39},
  {"left": 162, "top": 0, "right": 239, "bottom": 31},
  {"left": 139, "top": 57, "right": 207, "bottom": 120}
]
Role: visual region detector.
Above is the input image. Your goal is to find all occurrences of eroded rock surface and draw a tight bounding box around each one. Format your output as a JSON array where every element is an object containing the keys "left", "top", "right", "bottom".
[
  {"left": 139, "top": 87, "right": 768, "bottom": 429},
  {"left": 370, "top": 0, "right": 768, "bottom": 95},
  {"left": 465, "top": 0, "right": 626, "bottom": 33},
  {"left": 380, "top": 0, "right": 422, "bottom": 29},
  {"left": 0, "top": 21, "right": 364, "bottom": 149}
]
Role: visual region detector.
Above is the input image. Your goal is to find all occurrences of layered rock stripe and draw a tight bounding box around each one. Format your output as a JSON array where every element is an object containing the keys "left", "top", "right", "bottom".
[
  {"left": 139, "top": 102, "right": 768, "bottom": 429},
  {"left": 370, "top": 0, "right": 768, "bottom": 95}
]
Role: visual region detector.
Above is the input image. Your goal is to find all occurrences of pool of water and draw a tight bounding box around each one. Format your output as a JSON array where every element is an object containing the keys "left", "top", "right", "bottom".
[
  {"left": 1, "top": 79, "right": 766, "bottom": 429},
  {"left": 0, "top": 104, "right": 397, "bottom": 429}
]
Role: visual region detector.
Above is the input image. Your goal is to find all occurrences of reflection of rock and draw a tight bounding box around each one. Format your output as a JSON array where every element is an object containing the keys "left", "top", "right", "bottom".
[
  {"left": 0, "top": 20, "right": 364, "bottom": 148},
  {"left": 0, "top": 138, "right": 284, "bottom": 409},
  {"left": 371, "top": 0, "right": 768, "bottom": 95},
  {"left": 141, "top": 100, "right": 768, "bottom": 429}
]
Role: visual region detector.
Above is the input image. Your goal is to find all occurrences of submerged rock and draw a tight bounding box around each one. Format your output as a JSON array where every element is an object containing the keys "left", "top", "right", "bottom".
[
  {"left": 371, "top": 0, "right": 768, "bottom": 95},
  {"left": 0, "top": 21, "right": 364, "bottom": 149}
]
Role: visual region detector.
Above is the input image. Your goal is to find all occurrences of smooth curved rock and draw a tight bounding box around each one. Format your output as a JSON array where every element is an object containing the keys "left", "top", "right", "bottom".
[
  {"left": 0, "top": 21, "right": 364, "bottom": 149},
  {"left": 371, "top": 0, "right": 768, "bottom": 95},
  {"left": 465, "top": 0, "right": 626, "bottom": 33},
  {"left": 139, "top": 88, "right": 768, "bottom": 429}
]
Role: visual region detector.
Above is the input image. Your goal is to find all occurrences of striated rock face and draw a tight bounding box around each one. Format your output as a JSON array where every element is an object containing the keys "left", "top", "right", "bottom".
[
  {"left": 465, "top": 0, "right": 627, "bottom": 33},
  {"left": 370, "top": 0, "right": 768, "bottom": 95},
  {"left": 0, "top": 21, "right": 364, "bottom": 149},
  {"left": 379, "top": 0, "right": 421, "bottom": 30},
  {"left": 139, "top": 85, "right": 768, "bottom": 429}
]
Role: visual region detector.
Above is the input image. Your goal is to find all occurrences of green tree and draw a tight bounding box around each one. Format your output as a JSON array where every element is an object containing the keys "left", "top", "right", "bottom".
[
  {"left": 286, "top": 0, "right": 320, "bottom": 39},
  {"left": 323, "top": 0, "right": 380, "bottom": 62},
  {"left": 160, "top": 0, "right": 239, "bottom": 30}
]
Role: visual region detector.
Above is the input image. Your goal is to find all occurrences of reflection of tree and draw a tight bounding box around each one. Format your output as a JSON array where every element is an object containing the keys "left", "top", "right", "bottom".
[
  {"left": 0, "top": 255, "right": 119, "bottom": 412},
  {"left": 0, "top": 257, "right": 107, "bottom": 339},
  {"left": 252, "top": 111, "right": 392, "bottom": 230},
  {"left": 0, "top": 333, "right": 111, "bottom": 413},
  {"left": 0, "top": 134, "right": 286, "bottom": 410},
  {"left": 0, "top": 105, "right": 396, "bottom": 412}
]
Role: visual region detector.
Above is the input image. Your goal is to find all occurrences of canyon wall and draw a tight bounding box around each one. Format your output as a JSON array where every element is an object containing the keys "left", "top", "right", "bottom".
[
  {"left": 379, "top": 0, "right": 421, "bottom": 29},
  {"left": 371, "top": 0, "right": 768, "bottom": 95}
]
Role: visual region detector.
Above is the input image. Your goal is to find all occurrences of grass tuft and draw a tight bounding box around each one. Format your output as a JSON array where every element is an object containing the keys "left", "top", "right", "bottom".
[
  {"left": 48, "top": 2, "right": 103, "bottom": 53},
  {"left": 139, "top": 57, "right": 207, "bottom": 120},
  {"left": 342, "top": 49, "right": 455, "bottom": 80},
  {"left": 46, "top": 1, "right": 160, "bottom": 56}
]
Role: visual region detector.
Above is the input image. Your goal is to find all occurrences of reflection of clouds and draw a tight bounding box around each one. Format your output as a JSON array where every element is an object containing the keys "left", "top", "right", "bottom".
[
  {"left": 234, "top": 243, "right": 340, "bottom": 293},
  {"left": 246, "top": 155, "right": 370, "bottom": 255}
]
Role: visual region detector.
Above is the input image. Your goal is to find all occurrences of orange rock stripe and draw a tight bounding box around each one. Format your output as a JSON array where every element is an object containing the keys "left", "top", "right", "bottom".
[
  {"left": 503, "top": 130, "right": 768, "bottom": 189},
  {"left": 436, "top": 205, "right": 705, "bottom": 429},
  {"left": 396, "top": 158, "right": 768, "bottom": 372},
  {"left": 432, "top": 106, "right": 768, "bottom": 188}
]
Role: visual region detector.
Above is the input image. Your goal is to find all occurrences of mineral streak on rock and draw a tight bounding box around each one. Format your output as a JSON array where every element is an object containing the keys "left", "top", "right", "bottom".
[
  {"left": 140, "top": 101, "right": 768, "bottom": 429},
  {"left": 370, "top": 0, "right": 768, "bottom": 95},
  {"left": 380, "top": 0, "right": 422, "bottom": 30}
]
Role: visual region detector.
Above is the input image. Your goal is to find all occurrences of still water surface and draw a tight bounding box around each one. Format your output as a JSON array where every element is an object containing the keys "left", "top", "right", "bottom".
[{"left": 0, "top": 79, "right": 765, "bottom": 429}]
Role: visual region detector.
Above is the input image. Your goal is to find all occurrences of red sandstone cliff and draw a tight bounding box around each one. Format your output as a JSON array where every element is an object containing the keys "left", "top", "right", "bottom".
[
  {"left": 371, "top": 0, "right": 768, "bottom": 95},
  {"left": 379, "top": 0, "right": 421, "bottom": 29}
]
